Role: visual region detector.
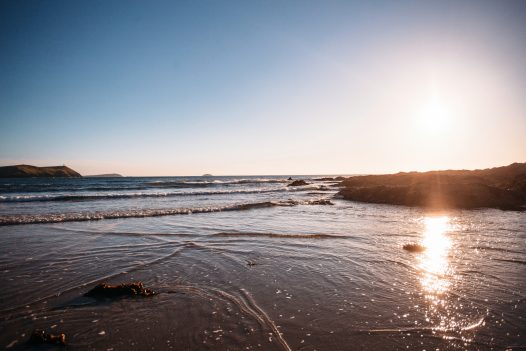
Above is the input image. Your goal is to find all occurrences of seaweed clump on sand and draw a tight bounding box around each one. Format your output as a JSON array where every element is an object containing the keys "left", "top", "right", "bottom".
[
  {"left": 403, "top": 243, "right": 426, "bottom": 253},
  {"left": 85, "top": 281, "right": 155, "bottom": 298},
  {"left": 30, "top": 329, "right": 66, "bottom": 346}
]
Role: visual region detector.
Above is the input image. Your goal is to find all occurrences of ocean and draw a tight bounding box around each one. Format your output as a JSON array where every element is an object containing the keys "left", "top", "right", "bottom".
[{"left": 0, "top": 176, "right": 525, "bottom": 350}]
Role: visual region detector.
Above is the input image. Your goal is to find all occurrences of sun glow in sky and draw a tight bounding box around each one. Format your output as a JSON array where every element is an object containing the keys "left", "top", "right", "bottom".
[
  {"left": 1, "top": 0, "right": 525, "bottom": 175},
  {"left": 417, "top": 85, "right": 452, "bottom": 134}
]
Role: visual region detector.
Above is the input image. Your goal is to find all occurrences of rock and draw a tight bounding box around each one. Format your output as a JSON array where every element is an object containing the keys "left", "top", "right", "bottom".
[
  {"left": 403, "top": 243, "right": 426, "bottom": 253},
  {"left": 314, "top": 177, "right": 335, "bottom": 181},
  {"left": 288, "top": 180, "right": 309, "bottom": 187},
  {"left": 308, "top": 199, "right": 334, "bottom": 205},
  {"left": 287, "top": 177, "right": 293, "bottom": 180},
  {"left": 85, "top": 282, "right": 155, "bottom": 298},
  {"left": 30, "top": 329, "right": 66, "bottom": 346},
  {"left": 337, "top": 162, "right": 526, "bottom": 210}
]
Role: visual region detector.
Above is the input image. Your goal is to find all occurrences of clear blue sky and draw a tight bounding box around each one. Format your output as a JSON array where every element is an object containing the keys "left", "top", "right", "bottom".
[{"left": 1, "top": 0, "right": 525, "bottom": 175}]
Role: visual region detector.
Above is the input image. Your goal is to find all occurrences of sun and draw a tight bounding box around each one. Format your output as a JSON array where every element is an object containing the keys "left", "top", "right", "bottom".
[{"left": 418, "top": 95, "right": 451, "bottom": 133}]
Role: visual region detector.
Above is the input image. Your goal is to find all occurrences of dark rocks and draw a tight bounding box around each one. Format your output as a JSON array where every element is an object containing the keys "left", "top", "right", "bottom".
[
  {"left": 403, "top": 243, "right": 426, "bottom": 253},
  {"left": 287, "top": 177, "right": 293, "bottom": 180},
  {"left": 337, "top": 163, "right": 526, "bottom": 210},
  {"left": 288, "top": 180, "right": 309, "bottom": 187},
  {"left": 30, "top": 329, "right": 66, "bottom": 346},
  {"left": 85, "top": 282, "right": 155, "bottom": 298},
  {"left": 314, "top": 176, "right": 346, "bottom": 181},
  {"left": 308, "top": 199, "right": 334, "bottom": 205}
]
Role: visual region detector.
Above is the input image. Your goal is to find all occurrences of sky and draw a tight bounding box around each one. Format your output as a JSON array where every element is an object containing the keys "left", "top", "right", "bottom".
[{"left": 1, "top": 0, "right": 525, "bottom": 176}]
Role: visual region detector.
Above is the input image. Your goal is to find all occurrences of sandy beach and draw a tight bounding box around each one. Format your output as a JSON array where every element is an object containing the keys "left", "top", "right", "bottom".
[{"left": 1, "top": 176, "right": 525, "bottom": 350}]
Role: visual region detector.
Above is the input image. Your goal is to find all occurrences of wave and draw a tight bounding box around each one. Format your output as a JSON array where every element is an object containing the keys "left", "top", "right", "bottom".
[
  {"left": 146, "top": 181, "right": 211, "bottom": 188},
  {"left": 0, "top": 189, "right": 277, "bottom": 202},
  {"left": 0, "top": 186, "right": 335, "bottom": 203},
  {"left": 0, "top": 185, "right": 151, "bottom": 194},
  {"left": 0, "top": 187, "right": 333, "bottom": 203},
  {"left": 0, "top": 178, "right": 290, "bottom": 193},
  {"left": 146, "top": 178, "right": 289, "bottom": 187},
  {"left": 0, "top": 199, "right": 333, "bottom": 226}
]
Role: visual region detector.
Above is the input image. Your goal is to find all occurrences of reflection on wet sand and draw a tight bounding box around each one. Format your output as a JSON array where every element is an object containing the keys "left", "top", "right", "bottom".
[
  {"left": 418, "top": 216, "right": 458, "bottom": 335},
  {"left": 418, "top": 216, "right": 485, "bottom": 343},
  {"left": 419, "top": 216, "right": 452, "bottom": 296}
]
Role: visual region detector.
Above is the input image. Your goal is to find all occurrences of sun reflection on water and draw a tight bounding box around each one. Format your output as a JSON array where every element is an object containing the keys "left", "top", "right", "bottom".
[
  {"left": 416, "top": 216, "right": 483, "bottom": 342},
  {"left": 419, "top": 216, "right": 452, "bottom": 295},
  {"left": 417, "top": 215, "right": 467, "bottom": 336}
]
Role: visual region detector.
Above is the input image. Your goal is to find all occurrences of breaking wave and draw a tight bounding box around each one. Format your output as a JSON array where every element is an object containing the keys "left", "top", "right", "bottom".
[
  {"left": 0, "top": 189, "right": 277, "bottom": 202},
  {"left": 146, "top": 178, "right": 289, "bottom": 187},
  {"left": 0, "top": 199, "right": 333, "bottom": 225},
  {"left": 0, "top": 182, "right": 335, "bottom": 203},
  {"left": 0, "top": 186, "right": 332, "bottom": 203}
]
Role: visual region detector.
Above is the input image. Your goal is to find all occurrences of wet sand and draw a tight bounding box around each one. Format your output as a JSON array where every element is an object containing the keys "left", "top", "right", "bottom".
[{"left": 1, "top": 203, "right": 525, "bottom": 350}]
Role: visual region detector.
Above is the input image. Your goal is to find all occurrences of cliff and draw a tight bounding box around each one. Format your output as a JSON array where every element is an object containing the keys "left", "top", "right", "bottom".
[
  {"left": 0, "top": 165, "right": 82, "bottom": 178},
  {"left": 337, "top": 163, "right": 526, "bottom": 210}
]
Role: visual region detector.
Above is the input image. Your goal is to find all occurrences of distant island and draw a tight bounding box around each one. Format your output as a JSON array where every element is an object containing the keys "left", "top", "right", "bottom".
[
  {"left": 202, "top": 174, "right": 213, "bottom": 177},
  {"left": 337, "top": 162, "right": 526, "bottom": 210},
  {"left": 0, "top": 164, "right": 81, "bottom": 178},
  {"left": 85, "top": 173, "right": 123, "bottom": 177}
]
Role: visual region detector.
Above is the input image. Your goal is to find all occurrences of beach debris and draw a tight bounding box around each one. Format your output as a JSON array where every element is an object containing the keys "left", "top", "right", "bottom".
[
  {"left": 30, "top": 328, "right": 66, "bottom": 346},
  {"left": 246, "top": 260, "right": 258, "bottom": 266},
  {"left": 402, "top": 243, "right": 426, "bottom": 253},
  {"left": 84, "top": 281, "right": 155, "bottom": 298},
  {"left": 288, "top": 180, "right": 309, "bottom": 186}
]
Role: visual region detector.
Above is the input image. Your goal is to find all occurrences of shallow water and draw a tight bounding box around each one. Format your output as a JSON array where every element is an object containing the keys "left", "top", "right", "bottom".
[{"left": 0, "top": 176, "right": 525, "bottom": 350}]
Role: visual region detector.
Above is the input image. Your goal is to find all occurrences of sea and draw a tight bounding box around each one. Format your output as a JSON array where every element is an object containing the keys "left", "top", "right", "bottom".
[{"left": 0, "top": 176, "right": 525, "bottom": 350}]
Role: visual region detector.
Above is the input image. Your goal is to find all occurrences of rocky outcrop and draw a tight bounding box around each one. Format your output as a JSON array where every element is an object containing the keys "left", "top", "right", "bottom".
[
  {"left": 288, "top": 180, "right": 309, "bottom": 186},
  {"left": 338, "top": 163, "right": 526, "bottom": 210},
  {"left": 314, "top": 176, "right": 347, "bottom": 181},
  {"left": 0, "top": 164, "right": 81, "bottom": 178}
]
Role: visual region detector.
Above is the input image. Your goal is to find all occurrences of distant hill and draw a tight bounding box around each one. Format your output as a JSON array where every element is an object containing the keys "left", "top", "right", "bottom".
[
  {"left": 85, "top": 173, "right": 123, "bottom": 177},
  {"left": 338, "top": 162, "right": 526, "bottom": 210},
  {"left": 0, "top": 164, "right": 82, "bottom": 178}
]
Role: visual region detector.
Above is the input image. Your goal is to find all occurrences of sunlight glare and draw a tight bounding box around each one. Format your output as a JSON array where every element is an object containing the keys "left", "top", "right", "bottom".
[
  {"left": 418, "top": 96, "right": 451, "bottom": 133},
  {"left": 419, "top": 216, "right": 452, "bottom": 295}
]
